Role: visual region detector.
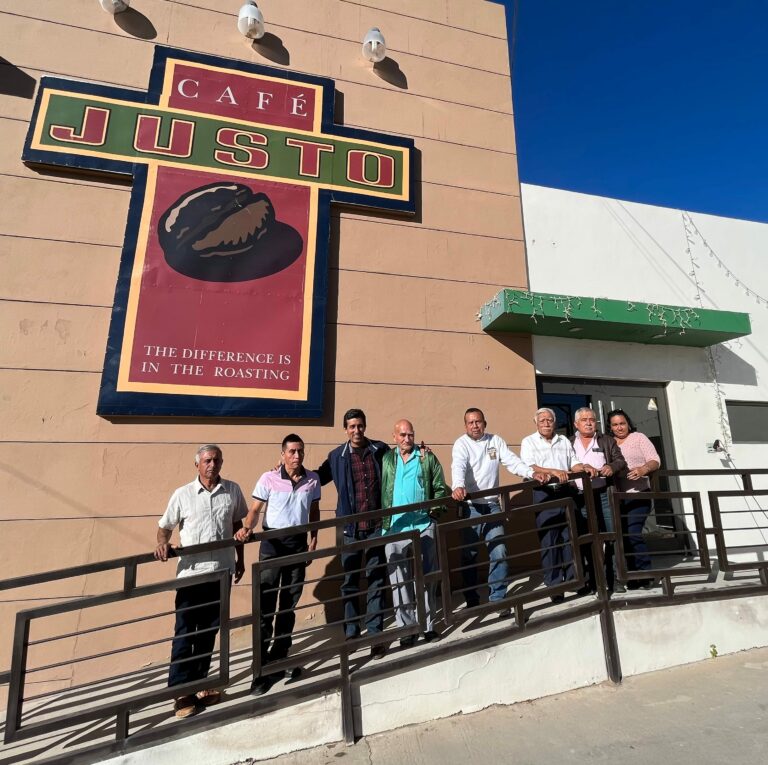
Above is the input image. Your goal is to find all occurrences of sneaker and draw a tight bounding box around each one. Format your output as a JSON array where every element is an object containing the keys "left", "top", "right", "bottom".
[
  {"left": 550, "top": 595, "right": 565, "bottom": 604},
  {"left": 399, "top": 635, "right": 417, "bottom": 649},
  {"left": 497, "top": 608, "right": 512, "bottom": 619},
  {"left": 613, "top": 582, "right": 627, "bottom": 594},
  {"left": 423, "top": 630, "right": 441, "bottom": 642},
  {"left": 639, "top": 578, "right": 657, "bottom": 590},
  {"left": 173, "top": 695, "right": 199, "bottom": 719},
  {"left": 285, "top": 667, "right": 302, "bottom": 681}
]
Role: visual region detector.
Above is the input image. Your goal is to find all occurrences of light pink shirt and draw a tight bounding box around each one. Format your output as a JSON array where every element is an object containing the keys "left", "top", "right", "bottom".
[
  {"left": 573, "top": 434, "right": 606, "bottom": 490},
  {"left": 614, "top": 432, "right": 660, "bottom": 493}
]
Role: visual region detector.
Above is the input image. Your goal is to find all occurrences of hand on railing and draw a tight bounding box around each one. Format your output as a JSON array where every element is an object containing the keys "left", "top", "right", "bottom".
[
  {"left": 531, "top": 470, "right": 550, "bottom": 484},
  {"left": 234, "top": 526, "right": 252, "bottom": 543},
  {"left": 153, "top": 542, "right": 177, "bottom": 562}
]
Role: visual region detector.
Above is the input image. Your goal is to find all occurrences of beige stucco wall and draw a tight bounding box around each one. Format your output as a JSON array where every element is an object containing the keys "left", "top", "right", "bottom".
[{"left": 0, "top": 0, "right": 533, "bottom": 696}]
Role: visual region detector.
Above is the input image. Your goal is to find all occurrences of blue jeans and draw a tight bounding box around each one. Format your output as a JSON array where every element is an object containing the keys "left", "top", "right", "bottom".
[
  {"left": 341, "top": 531, "right": 387, "bottom": 638},
  {"left": 460, "top": 501, "right": 508, "bottom": 604}
]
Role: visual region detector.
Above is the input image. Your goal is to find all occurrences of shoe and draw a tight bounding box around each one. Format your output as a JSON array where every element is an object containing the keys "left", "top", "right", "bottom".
[
  {"left": 285, "top": 667, "right": 302, "bottom": 681},
  {"left": 574, "top": 586, "right": 594, "bottom": 597},
  {"left": 370, "top": 644, "right": 387, "bottom": 660},
  {"left": 550, "top": 595, "right": 565, "bottom": 604},
  {"left": 639, "top": 578, "right": 656, "bottom": 590},
  {"left": 497, "top": 608, "right": 512, "bottom": 619},
  {"left": 194, "top": 689, "right": 222, "bottom": 707},
  {"left": 250, "top": 674, "right": 277, "bottom": 696},
  {"left": 423, "top": 630, "right": 441, "bottom": 642},
  {"left": 613, "top": 582, "right": 627, "bottom": 594},
  {"left": 173, "top": 695, "right": 199, "bottom": 719},
  {"left": 399, "top": 635, "right": 417, "bottom": 649}
]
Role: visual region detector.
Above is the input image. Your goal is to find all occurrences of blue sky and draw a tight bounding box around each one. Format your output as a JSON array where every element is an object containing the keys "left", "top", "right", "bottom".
[{"left": 505, "top": 0, "right": 768, "bottom": 222}]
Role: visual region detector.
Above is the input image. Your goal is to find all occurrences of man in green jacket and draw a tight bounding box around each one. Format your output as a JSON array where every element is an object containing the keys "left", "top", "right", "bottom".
[{"left": 381, "top": 419, "right": 449, "bottom": 647}]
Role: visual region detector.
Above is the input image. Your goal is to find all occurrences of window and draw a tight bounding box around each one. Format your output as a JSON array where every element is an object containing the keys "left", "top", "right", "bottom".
[{"left": 726, "top": 401, "right": 768, "bottom": 443}]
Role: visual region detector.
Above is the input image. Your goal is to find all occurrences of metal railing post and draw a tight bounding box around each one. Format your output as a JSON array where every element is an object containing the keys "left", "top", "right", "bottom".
[
  {"left": 339, "top": 649, "right": 356, "bottom": 745},
  {"left": 582, "top": 476, "right": 622, "bottom": 684},
  {"left": 4, "top": 614, "right": 30, "bottom": 744}
]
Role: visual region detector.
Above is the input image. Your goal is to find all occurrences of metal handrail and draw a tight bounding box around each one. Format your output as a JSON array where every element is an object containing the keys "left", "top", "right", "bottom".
[{"left": 2, "top": 469, "right": 768, "bottom": 764}]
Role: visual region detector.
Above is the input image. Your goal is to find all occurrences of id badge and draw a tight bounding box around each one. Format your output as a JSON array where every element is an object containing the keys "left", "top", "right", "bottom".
[{"left": 487, "top": 446, "right": 497, "bottom": 460}]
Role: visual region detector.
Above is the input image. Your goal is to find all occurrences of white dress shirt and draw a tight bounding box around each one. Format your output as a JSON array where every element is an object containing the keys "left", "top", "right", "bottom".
[
  {"left": 159, "top": 477, "right": 248, "bottom": 579},
  {"left": 520, "top": 432, "right": 580, "bottom": 472}
]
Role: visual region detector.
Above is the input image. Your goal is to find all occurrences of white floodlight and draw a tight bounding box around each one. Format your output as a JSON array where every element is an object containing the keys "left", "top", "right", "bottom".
[
  {"left": 238, "top": 2, "right": 265, "bottom": 40},
  {"left": 362, "top": 28, "right": 386, "bottom": 63},
  {"left": 99, "top": 0, "right": 130, "bottom": 13}
]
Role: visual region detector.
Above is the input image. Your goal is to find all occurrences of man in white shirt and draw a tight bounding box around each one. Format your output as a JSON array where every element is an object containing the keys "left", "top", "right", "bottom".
[
  {"left": 520, "top": 408, "right": 592, "bottom": 600},
  {"left": 451, "top": 408, "right": 549, "bottom": 609},
  {"left": 155, "top": 444, "right": 248, "bottom": 718}
]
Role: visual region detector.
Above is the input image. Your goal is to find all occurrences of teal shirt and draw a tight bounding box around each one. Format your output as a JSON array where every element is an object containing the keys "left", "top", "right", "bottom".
[{"left": 389, "top": 447, "right": 431, "bottom": 534}]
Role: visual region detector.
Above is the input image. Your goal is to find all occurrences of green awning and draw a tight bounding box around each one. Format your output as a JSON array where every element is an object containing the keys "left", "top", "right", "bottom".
[{"left": 480, "top": 290, "right": 751, "bottom": 347}]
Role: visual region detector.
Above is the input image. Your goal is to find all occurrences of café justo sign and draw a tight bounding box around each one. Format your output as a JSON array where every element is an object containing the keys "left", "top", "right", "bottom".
[{"left": 23, "top": 47, "right": 414, "bottom": 417}]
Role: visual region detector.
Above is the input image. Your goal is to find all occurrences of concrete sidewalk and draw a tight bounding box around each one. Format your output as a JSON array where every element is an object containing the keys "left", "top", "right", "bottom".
[{"left": 262, "top": 646, "right": 768, "bottom": 765}]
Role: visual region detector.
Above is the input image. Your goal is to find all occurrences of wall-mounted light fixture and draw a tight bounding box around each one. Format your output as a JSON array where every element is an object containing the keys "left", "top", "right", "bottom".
[
  {"left": 238, "top": 1, "right": 265, "bottom": 40},
  {"left": 362, "top": 28, "right": 386, "bottom": 63},
  {"left": 99, "top": 0, "right": 129, "bottom": 13}
]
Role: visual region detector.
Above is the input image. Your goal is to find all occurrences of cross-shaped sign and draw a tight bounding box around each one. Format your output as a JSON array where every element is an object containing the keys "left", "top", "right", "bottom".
[{"left": 23, "top": 46, "right": 414, "bottom": 418}]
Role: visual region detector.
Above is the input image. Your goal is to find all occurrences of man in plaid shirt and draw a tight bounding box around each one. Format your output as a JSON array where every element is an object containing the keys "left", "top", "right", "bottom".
[{"left": 316, "top": 409, "right": 390, "bottom": 659}]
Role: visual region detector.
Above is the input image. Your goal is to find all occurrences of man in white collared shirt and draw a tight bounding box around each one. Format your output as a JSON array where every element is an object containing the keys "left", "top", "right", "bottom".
[
  {"left": 155, "top": 444, "right": 248, "bottom": 718},
  {"left": 451, "top": 408, "right": 548, "bottom": 609},
  {"left": 520, "top": 408, "right": 592, "bottom": 598}
]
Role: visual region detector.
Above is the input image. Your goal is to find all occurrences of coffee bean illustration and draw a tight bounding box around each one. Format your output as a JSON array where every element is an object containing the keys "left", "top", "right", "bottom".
[{"left": 158, "top": 183, "right": 304, "bottom": 282}]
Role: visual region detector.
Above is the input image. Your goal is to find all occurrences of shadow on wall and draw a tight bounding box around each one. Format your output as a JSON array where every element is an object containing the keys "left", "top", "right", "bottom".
[
  {"left": 715, "top": 344, "right": 758, "bottom": 386},
  {"left": 517, "top": 335, "right": 757, "bottom": 387},
  {"left": 486, "top": 332, "right": 536, "bottom": 367},
  {"left": 0, "top": 58, "right": 36, "bottom": 99},
  {"left": 373, "top": 58, "right": 408, "bottom": 90},
  {"left": 252, "top": 33, "right": 290, "bottom": 66},
  {"left": 114, "top": 7, "right": 157, "bottom": 40}
]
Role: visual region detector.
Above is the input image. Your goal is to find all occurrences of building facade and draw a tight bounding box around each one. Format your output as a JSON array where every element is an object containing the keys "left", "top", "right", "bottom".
[
  {"left": 0, "top": 0, "right": 532, "bottom": 694},
  {"left": 519, "top": 183, "right": 768, "bottom": 557}
]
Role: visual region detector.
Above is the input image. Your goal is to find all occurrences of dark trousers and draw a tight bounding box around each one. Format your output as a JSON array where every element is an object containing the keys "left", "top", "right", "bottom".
[
  {"left": 534, "top": 485, "right": 578, "bottom": 587},
  {"left": 341, "top": 530, "right": 387, "bottom": 638},
  {"left": 168, "top": 580, "right": 226, "bottom": 688},
  {"left": 258, "top": 534, "right": 308, "bottom": 669},
  {"left": 622, "top": 496, "right": 652, "bottom": 572},
  {"left": 576, "top": 488, "right": 614, "bottom": 591}
]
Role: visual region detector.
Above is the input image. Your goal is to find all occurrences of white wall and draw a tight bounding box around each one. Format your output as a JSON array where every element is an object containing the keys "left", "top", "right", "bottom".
[{"left": 522, "top": 184, "right": 768, "bottom": 554}]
